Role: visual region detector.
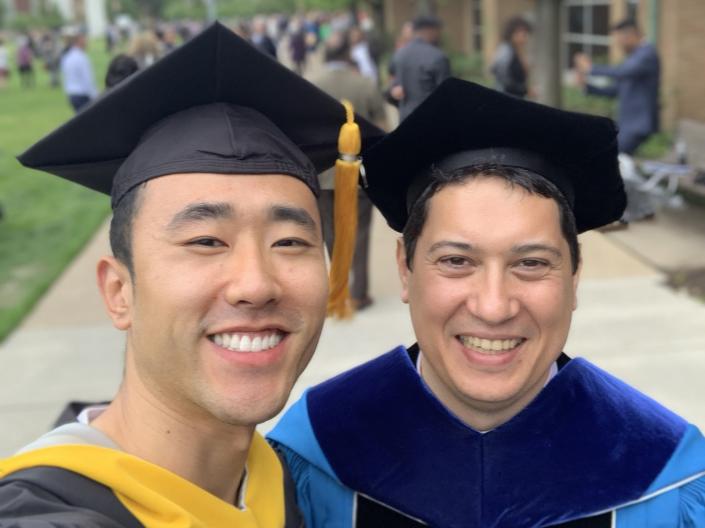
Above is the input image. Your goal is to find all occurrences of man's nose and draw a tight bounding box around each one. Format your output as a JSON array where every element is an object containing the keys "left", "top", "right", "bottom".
[
  {"left": 223, "top": 242, "right": 282, "bottom": 309},
  {"left": 465, "top": 268, "right": 520, "bottom": 325}
]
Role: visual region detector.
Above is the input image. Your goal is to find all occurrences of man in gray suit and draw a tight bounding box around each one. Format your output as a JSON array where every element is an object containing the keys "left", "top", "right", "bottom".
[
  {"left": 575, "top": 18, "right": 659, "bottom": 225},
  {"left": 575, "top": 19, "right": 660, "bottom": 155},
  {"left": 389, "top": 15, "right": 450, "bottom": 121}
]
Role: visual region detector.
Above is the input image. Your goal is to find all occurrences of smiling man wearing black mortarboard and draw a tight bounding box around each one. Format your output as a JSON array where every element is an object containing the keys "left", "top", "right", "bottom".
[
  {"left": 0, "top": 23, "right": 383, "bottom": 527},
  {"left": 270, "top": 79, "right": 705, "bottom": 527}
]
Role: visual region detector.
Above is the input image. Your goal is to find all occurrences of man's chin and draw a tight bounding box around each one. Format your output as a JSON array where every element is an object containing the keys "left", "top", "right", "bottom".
[{"left": 206, "top": 391, "right": 290, "bottom": 427}]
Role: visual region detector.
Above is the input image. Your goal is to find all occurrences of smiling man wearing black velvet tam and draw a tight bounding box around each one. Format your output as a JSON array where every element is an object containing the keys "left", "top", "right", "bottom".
[
  {"left": 0, "top": 23, "right": 383, "bottom": 527},
  {"left": 269, "top": 78, "right": 705, "bottom": 527}
]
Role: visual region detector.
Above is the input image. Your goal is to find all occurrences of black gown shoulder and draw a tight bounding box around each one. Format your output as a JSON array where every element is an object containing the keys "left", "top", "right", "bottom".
[{"left": 0, "top": 466, "right": 142, "bottom": 527}]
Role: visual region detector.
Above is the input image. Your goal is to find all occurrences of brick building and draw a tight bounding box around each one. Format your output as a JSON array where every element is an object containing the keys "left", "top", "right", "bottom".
[{"left": 382, "top": 0, "right": 705, "bottom": 129}]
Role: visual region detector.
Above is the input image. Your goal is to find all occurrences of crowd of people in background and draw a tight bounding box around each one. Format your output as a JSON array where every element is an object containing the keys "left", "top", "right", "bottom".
[{"left": 0, "top": 8, "right": 666, "bottom": 286}]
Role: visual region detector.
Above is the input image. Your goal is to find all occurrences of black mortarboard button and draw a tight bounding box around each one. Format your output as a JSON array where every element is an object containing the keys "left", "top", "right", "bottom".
[
  {"left": 362, "top": 77, "right": 626, "bottom": 233},
  {"left": 18, "top": 21, "right": 384, "bottom": 208}
]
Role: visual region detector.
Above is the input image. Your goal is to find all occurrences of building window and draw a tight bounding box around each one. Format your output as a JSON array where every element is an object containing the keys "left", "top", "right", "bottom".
[
  {"left": 563, "top": 0, "right": 612, "bottom": 69},
  {"left": 471, "top": 0, "right": 482, "bottom": 53},
  {"left": 626, "top": 0, "right": 639, "bottom": 20}
]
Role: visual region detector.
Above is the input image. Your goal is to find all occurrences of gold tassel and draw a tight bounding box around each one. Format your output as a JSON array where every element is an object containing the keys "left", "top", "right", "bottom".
[{"left": 327, "top": 100, "right": 362, "bottom": 319}]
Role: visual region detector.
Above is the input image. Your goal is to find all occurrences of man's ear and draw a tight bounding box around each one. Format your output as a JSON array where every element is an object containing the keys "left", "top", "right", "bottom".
[
  {"left": 97, "top": 256, "right": 133, "bottom": 331},
  {"left": 396, "top": 238, "right": 410, "bottom": 304}
]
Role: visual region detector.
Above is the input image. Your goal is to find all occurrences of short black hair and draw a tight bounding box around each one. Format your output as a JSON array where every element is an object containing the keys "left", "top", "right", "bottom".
[
  {"left": 109, "top": 184, "right": 145, "bottom": 276},
  {"left": 412, "top": 15, "right": 442, "bottom": 31},
  {"left": 323, "top": 31, "right": 351, "bottom": 63},
  {"left": 502, "top": 16, "right": 533, "bottom": 42},
  {"left": 402, "top": 165, "right": 581, "bottom": 273},
  {"left": 105, "top": 54, "right": 139, "bottom": 89},
  {"left": 612, "top": 18, "right": 640, "bottom": 33}
]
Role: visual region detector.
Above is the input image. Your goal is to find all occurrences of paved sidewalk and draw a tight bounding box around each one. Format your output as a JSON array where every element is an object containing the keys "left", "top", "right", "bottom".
[{"left": 2, "top": 209, "right": 705, "bottom": 456}]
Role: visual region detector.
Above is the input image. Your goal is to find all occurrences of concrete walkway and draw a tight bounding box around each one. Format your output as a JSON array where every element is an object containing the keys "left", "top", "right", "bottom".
[{"left": 2, "top": 207, "right": 705, "bottom": 456}]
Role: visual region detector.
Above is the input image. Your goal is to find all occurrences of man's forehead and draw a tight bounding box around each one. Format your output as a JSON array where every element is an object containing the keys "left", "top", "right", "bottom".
[
  {"left": 136, "top": 173, "right": 318, "bottom": 220},
  {"left": 143, "top": 172, "right": 315, "bottom": 198},
  {"left": 426, "top": 179, "right": 563, "bottom": 234}
]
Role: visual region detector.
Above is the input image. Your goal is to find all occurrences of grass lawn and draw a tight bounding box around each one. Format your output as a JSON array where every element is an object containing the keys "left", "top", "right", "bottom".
[{"left": 0, "top": 41, "right": 113, "bottom": 342}]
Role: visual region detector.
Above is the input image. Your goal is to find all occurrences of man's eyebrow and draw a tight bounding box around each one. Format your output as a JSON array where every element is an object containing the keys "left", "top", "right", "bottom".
[
  {"left": 511, "top": 243, "right": 563, "bottom": 258},
  {"left": 428, "top": 240, "right": 475, "bottom": 253},
  {"left": 269, "top": 205, "right": 317, "bottom": 233},
  {"left": 166, "top": 202, "right": 234, "bottom": 230}
]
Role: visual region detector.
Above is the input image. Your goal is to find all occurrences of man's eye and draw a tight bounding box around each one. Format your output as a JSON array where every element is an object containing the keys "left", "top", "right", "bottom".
[
  {"left": 188, "top": 237, "right": 224, "bottom": 248},
  {"left": 273, "top": 238, "right": 311, "bottom": 248},
  {"left": 439, "top": 256, "right": 469, "bottom": 268},
  {"left": 518, "top": 259, "right": 548, "bottom": 270}
]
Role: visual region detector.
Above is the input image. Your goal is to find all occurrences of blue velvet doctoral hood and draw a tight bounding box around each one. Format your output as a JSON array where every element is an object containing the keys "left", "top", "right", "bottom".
[{"left": 269, "top": 346, "right": 705, "bottom": 528}]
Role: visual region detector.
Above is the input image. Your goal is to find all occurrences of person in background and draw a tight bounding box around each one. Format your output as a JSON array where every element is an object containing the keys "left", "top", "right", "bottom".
[
  {"left": 395, "top": 21, "right": 414, "bottom": 51},
  {"left": 155, "top": 26, "right": 179, "bottom": 54},
  {"left": 384, "top": 21, "right": 413, "bottom": 107},
  {"left": 289, "top": 19, "right": 307, "bottom": 75},
  {"left": 349, "top": 26, "right": 378, "bottom": 84},
  {"left": 39, "top": 31, "right": 62, "bottom": 88},
  {"left": 388, "top": 15, "right": 450, "bottom": 121},
  {"left": 491, "top": 15, "right": 533, "bottom": 99},
  {"left": 16, "top": 35, "right": 35, "bottom": 89},
  {"left": 251, "top": 16, "right": 278, "bottom": 59},
  {"left": 0, "top": 38, "right": 8, "bottom": 89},
  {"left": 575, "top": 18, "right": 659, "bottom": 225},
  {"left": 308, "top": 31, "right": 387, "bottom": 311},
  {"left": 128, "top": 31, "right": 161, "bottom": 69},
  {"left": 60, "top": 31, "right": 97, "bottom": 112},
  {"left": 105, "top": 54, "right": 139, "bottom": 89}
]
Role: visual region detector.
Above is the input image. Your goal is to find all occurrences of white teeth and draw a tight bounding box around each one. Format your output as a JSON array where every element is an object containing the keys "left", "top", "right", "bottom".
[
  {"left": 211, "top": 331, "right": 284, "bottom": 353},
  {"left": 459, "top": 335, "right": 523, "bottom": 354}
]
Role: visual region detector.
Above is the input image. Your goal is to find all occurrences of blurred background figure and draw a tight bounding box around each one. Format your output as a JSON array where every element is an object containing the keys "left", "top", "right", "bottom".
[
  {"left": 288, "top": 18, "right": 307, "bottom": 75},
  {"left": 155, "top": 26, "right": 179, "bottom": 54},
  {"left": 105, "top": 54, "right": 139, "bottom": 89},
  {"left": 105, "top": 24, "right": 118, "bottom": 54},
  {"left": 16, "top": 35, "right": 35, "bottom": 89},
  {"left": 575, "top": 18, "right": 660, "bottom": 156},
  {"left": 39, "top": 31, "right": 61, "bottom": 88},
  {"left": 349, "top": 26, "right": 377, "bottom": 84},
  {"left": 251, "top": 16, "right": 277, "bottom": 59},
  {"left": 304, "top": 13, "right": 320, "bottom": 51},
  {"left": 384, "top": 21, "right": 413, "bottom": 106},
  {"left": 491, "top": 15, "right": 533, "bottom": 99},
  {"left": 0, "top": 38, "right": 8, "bottom": 89},
  {"left": 231, "top": 20, "right": 251, "bottom": 40},
  {"left": 128, "top": 31, "right": 161, "bottom": 69},
  {"left": 388, "top": 15, "right": 450, "bottom": 121},
  {"left": 308, "top": 30, "right": 387, "bottom": 310},
  {"left": 60, "top": 30, "right": 97, "bottom": 112},
  {"left": 394, "top": 21, "right": 414, "bottom": 51},
  {"left": 575, "top": 18, "right": 660, "bottom": 224}
]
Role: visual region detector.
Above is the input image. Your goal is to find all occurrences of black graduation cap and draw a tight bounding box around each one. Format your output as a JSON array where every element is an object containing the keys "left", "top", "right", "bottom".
[
  {"left": 18, "top": 21, "right": 384, "bottom": 208},
  {"left": 362, "top": 77, "right": 626, "bottom": 233}
]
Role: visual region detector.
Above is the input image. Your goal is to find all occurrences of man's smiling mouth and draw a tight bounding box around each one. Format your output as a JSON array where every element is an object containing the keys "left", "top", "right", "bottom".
[
  {"left": 457, "top": 335, "right": 526, "bottom": 355},
  {"left": 208, "top": 331, "right": 286, "bottom": 353}
]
